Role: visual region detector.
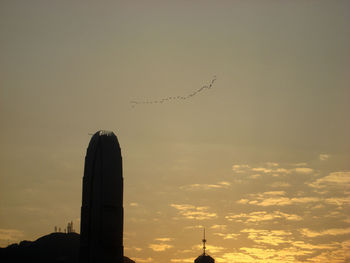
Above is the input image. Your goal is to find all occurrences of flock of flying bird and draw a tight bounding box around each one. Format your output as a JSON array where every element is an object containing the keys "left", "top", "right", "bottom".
[{"left": 130, "top": 76, "right": 217, "bottom": 107}]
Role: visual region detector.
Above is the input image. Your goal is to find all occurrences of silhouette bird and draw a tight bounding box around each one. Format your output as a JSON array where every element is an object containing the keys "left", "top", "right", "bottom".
[{"left": 130, "top": 76, "right": 217, "bottom": 107}]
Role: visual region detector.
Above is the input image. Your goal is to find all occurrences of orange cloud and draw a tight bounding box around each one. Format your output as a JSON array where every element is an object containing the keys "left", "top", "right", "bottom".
[
  {"left": 294, "top": 167, "right": 314, "bottom": 174},
  {"left": 300, "top": 227, "right": 350, "bottom": 237},
  {"left": 180, "top": 181, "right": 230, "bottom": 191},
  {"left": 192, "top": 244, "right": 225, "bottom": 253},
  {"left": 308, "top": 171, "right": 350, "bottom": 189},
  {"left": 133, "top": 257, "right": 153, "bottom": 263},
  {"left": 225, "top": 211, "right": 302, "bottom": 223},
  {"left": 210, "top": 224, "right": 227, "bottom": 230},
  {"left": 319, "top": 154, "right": 330, "bottom": 161},
  {"left": 154, "top": 237, "right": 173, "bottom": 242},
  {"left": 241, "top": 229, "right": 292, "bottom": 246},
  {"left": 238, "top": 191, "right": 321, "bottom": 207},
  {"left": 214, "top": 233, "right": 239, "bottom": 240},
  {"left": 0, "top": 229, "right": 24, "bottom": 247},
  {"left": 170, "top": 204, "right": 217, "bottom": 220},
  {"left": 149, "top": 243, "right": 173, "bottom": 252},
  {"left": 170, "top": 258, "right": 194, "bottom": 263}
]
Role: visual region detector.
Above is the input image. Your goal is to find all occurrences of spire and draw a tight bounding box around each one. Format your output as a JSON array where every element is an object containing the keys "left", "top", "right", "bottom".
[
  {"left": 202, "top": 228, "right": 206, "bottom": 255},
  {"left": 194, "top": 228, "right": 215, "bottom": 263}
]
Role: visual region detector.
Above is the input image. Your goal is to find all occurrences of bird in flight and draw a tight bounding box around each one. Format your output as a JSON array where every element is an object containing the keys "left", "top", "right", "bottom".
[{"left": 130, "top": 75, "right": 217, "bottom": 107}]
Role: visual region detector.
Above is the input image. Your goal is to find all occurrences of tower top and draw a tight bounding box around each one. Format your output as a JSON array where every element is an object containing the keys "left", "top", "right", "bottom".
[
  {"left": 88, "top": 130, "right": 121, "bottom": 151},
  {"left": 98, "top": 130, "right": 114, "bottom": 136}
]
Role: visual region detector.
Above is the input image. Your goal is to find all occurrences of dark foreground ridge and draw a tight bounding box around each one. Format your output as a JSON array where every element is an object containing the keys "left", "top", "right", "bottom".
[{"left": 0, "top": 232, "right": 135, "bottom": 263}]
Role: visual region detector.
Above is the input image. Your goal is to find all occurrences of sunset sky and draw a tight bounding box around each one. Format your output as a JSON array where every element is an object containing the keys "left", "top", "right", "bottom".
[{"left": 1, "top": 1, "right": 350, "bottom": 262}]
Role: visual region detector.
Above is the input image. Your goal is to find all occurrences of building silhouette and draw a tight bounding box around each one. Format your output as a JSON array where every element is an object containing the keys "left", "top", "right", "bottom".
[
  {"left": 54, "top": 222, "right": 74, "bottom": 233},
  {"left": 79, "top": 131, "right": 124, "bottom": 263},
  {"left": 194, "top": 229, "right": 214, "bottom": 263},
  {"left": 67, "top": 221, "right": 74, "bottom": 233}
]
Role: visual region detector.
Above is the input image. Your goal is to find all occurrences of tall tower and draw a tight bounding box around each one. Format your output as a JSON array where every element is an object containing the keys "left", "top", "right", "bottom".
[{"left": 79, "top": 131, "right": 124, "bottom": 263}]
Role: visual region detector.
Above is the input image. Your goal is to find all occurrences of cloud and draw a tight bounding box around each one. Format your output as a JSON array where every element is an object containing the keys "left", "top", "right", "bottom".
[
  {"left": 149, "top": 243, "right": 173, "bottom": 252},
  {"left": 251, "top": 167, "right": 291, "bottom": 175},
  {"left": 0, "top": 229, "right": 24, "bottom": 246},
  {"left": 256, "top": 197, "right": 293, "bottom": 206},
  {"left": 238, "top": 191, "right": 320, "bottom": 207},
  {"left": 192, "top": 244, "right": 225, "bottom": 253},
  {"left": 216, "top": 244, "right": 339, "bottom": 263},
  {"left": 125, "top": 246, "right": 143, "bottom": 252},
  {"left": 241, "top": 229, "right": 292, "bottom": 246},
  {"left": 210, "top": 224, "right": 227, "bottom": 231},
  {"left": 257, "top": 197, "right": 320, "bottom": 207},
  {"left": 300, "top": 227, "right": 350, "bottom": 237},
  {"left": 292, "top": 241, "right": 337, "bottom": 250},
  {"left": 274, "top": 168, "right": 291, "bottom": 174},
  {"left": 232, "top": 164, "right": 250, "bottom": 173},
  {"left": 304, "top": 240, "right": 350, "bottom": 262},
  {"left": 308, "top": 171, "right": 350, "bottom": 189},
  {"left": 251, "top": 167, "right": 272, "bottom": 173},
  {"left": 170, "top": 204, "right": 217, "bottom": 220},
  {"left": 319, "top": 154, "right": 330, "bottom": 161},
  {"left": 262, "top": 191, "right": 286, "bottom": 196},
  {"left": 225, "top": 211, "right": 302, "bottom": 223},
  {"left": 249, "top": 174, "right": 262, "bottom": 179},
  {"left": 266, "top": 162, "right": 279, "bottom": 167},
  {"left": 291, "top": 197, "right": 321, "bottom": 203},
  {"left": 251, "top": 167, "right": 295, "bottom": 176},
  {"left": 184, "top": 225, "right": 204, "bottom": 229},
  {"left": 170, "top": 258, "right": 194, "bottom": 263},
  {"left": 325, "top": 197, "right": 350, "bottom": 206},
  {"left": 311, "top": 204, "right": 325, "bottom": 209},
  {"left": 170, "top": 204, "right": 194, "bottom": 211},
  {"left": 214, "top": 233, "right": 239, "bottom": 239},
  {"left": 218, "top": 181, "right": 231, "bottom": 186},
  {"left": 177, "top": 249, "right": 192, "bottom": 253},
  {"left": 216, "top": 252, "right": 255, "bottom": 263},
  {"left": 237, "top": 199, "right": 249, "bottom": 204},
  {"left": 239, "top": 247, "right": 312, "bottom": 262},
  {"left": 233, "top": 163, "right": 314, "bottom": 179},
  {"left": 306, "top": 248, "right": 348, "bottom": 263},
  {"left": 270, "top": 181, "right": 291, "bottom": 188},
  {"left": 294, "top": 162, "right": 308, "bottom": 166},
  {"left": 133, "top": 257, "right": 153, "bottom": 263},
  {"left": 180, "top": 181, "right": 230, "bottom": 191},
  {"left": 250, "top": 167, "right": 291, "bottom": 175},
  {"left": 294, "top": 167, "right": 314, "bottom": 174},
  {"left": 154, "top": 237, "right": 173, "bottom": 242}
]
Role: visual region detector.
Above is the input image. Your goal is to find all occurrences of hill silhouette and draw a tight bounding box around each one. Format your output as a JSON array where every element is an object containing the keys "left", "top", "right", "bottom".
[{"left": 0, "top": 232, "right": 135, "bottom": 263}]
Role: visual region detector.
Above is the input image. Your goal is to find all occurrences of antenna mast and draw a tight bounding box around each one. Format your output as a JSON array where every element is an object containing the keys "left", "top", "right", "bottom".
[{"left": 202, "top": 228, "right": 206, "bottom": 255}]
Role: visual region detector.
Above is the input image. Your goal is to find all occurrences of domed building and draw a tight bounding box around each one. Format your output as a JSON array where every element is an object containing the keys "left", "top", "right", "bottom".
[{"left": 194, "top": 230, "right": 215, "bottom": 263}]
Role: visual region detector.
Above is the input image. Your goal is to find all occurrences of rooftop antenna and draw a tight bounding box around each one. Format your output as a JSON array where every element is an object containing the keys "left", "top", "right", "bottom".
[{"left": 202, "top": 228, "right": 206, "bottom": 255}]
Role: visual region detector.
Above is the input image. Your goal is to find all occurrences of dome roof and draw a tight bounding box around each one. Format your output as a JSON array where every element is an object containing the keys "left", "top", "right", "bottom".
[{"left": 194, "top": 254, "right": 215, "bottom": 263}]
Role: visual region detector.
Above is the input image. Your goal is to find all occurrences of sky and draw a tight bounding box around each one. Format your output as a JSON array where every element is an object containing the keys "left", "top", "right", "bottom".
[{"left": 0, "top": 0, "right": 350, "bottom": 262}]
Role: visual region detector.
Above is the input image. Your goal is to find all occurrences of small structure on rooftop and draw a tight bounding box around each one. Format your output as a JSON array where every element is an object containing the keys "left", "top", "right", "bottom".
[{"left": 194, "top": 229, "right": 214, "bottom": 263}]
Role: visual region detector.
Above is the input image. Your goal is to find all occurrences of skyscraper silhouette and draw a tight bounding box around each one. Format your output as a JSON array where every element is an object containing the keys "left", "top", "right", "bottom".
[{"left": 79, "top": 131, "right": 124, "bottom": 263}]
